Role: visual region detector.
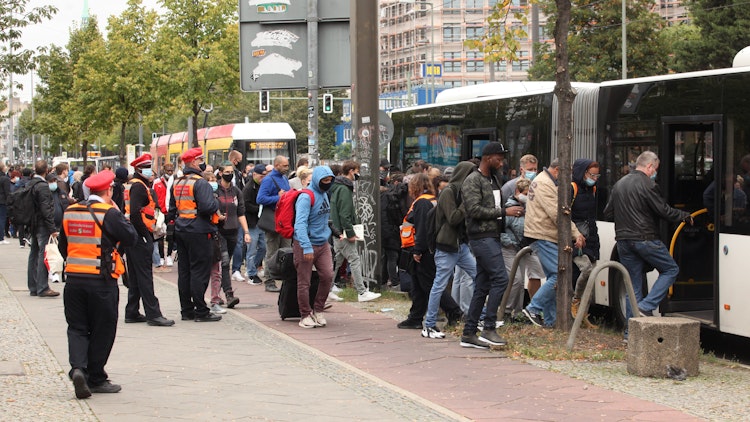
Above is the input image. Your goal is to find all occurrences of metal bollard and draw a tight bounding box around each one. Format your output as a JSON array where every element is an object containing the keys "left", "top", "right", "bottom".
[{"left": 498, "top": 246, "right": 534, "bottom": 320}]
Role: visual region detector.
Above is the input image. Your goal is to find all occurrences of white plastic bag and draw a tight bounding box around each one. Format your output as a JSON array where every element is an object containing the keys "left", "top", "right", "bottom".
[{"left": 44, "top": 235, "right": 65, "bottom": 274}]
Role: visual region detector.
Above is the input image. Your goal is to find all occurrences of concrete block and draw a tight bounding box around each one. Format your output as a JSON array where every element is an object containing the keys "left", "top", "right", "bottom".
[{"left": 627, "top": 317, "right": 700, "bottom": 378}]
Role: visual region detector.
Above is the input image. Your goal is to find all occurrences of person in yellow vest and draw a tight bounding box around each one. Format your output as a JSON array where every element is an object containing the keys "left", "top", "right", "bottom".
[
  {"left": 167, "top": 147, "right": 221, "bottom": 322},
  {"left": 123, "top": 154, "right": 175, "bottom": 326},
  {"left": 59, "top": 170, "right": 138, "bottom": 399}
]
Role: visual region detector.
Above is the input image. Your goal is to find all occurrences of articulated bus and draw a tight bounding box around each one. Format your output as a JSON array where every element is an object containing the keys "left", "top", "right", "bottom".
[
  {"left": 389, "top": 66, "right": 750, "bottom": 339},
  {"left": 150, "top": 122, "right": 297, "bottom": 173}
]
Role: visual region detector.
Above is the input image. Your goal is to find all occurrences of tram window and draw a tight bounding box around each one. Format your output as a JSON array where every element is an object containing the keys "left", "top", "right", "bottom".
[{"left": 719, "top": 121, "right": 750, "bottom": 235}]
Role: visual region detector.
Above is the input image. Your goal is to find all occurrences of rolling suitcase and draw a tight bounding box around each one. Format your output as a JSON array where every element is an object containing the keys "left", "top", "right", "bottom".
[{"left": 278, "top": 271, "right": 320, "bottom": 320}]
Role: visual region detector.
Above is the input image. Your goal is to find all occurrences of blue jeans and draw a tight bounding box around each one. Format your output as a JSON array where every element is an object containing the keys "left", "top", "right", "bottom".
[
  {"left": 231, "top": 238, "right": 245, "bottom": 274},
  {"left": 526, "top": 240, "right": 559, "bottom": 327},
  {"left": 451, "top": 266, "right": 474, "bottom": 314},
  {"left": 617, "top": 239, "right": 679, "bottom": 318},
  {"left": 27, "top": 229, "right": 51, "bottom": 294},
  {"left": 463, "top": 237, "right": 508, "bottom": 336},
  {"left": 425, "top": 244, "right": 476, "bottom": 328},
  {"left": 244, "top": 226, "right": 266, "bottom": 277}
]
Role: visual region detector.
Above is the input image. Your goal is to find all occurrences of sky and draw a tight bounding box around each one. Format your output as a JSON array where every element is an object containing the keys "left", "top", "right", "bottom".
[{"left": 17, "top": 0, "right": 161, "bottom": 101}]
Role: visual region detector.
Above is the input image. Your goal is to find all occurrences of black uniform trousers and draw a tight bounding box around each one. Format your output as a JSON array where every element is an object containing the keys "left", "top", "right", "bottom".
[
  {"left": 64, "top": 277, "right": 119, "bottom": 386},
  {"left": 175, "top": 231, "right": 212, "bottom": 318},
  {"left": 125, "top": 236, "right": 163, "bottom": 319}
]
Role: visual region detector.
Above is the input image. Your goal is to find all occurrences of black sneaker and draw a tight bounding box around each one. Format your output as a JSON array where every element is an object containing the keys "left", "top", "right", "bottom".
[
  {"left": 71, "top": 368, "right": 91, "bottom": 399},
  {"left": 89, "top": 381, "right": 122, "bottom": 394},
  {"left": 478, "top": 329, "right": 507, "bottom": 346},
  {"left": 124, "top": 314, "right": 147, "bottom": 323},
  {"left": 249, "top": 275, "right": 263, "bottom": 285},
  {"left": 447, "top": 310, "right": 464, "bottom": 326},
  {"left": 226, "top": 295, "right": 240, "bottom": 309},
  {"left": 195, "top": 313, "right": 222, "bottom": 322},
  {"left": 181, "top": 313, "right": 195, "bottom": 321},
  {"left": 459, "top": 334, "right": 490, "bottom": 349},
  {"left": 397, "top": 319, "right": 423, "bottom": 329},
  {"left": 638, "top": 307, "right": 653, "bottom": 317},
  {"left": 522, "top": 308, "right": 544, "bottom": 327}
]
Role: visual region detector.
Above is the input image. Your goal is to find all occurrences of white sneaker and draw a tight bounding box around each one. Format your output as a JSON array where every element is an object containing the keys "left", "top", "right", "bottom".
[
  {"left": 331, "top": 284, "right": 342, "bottom": 293},
  {"left": 357, "top": 291, "right": 381, "bottom": 302},
  {"left": 231, "top": 271, "right": 245, "bottom": 283},
  {"left": 210, "top": 303, "right": 227, "bottom": 314},
  {"left": 299, "top": 314, "right": 319, "bottom": 328},
  {"left": 165, "top": 256, "right": 174, "bottom": 267},
  {"left": 159, "top": 258, "right": 165, "bottom": 267},
  {"left": 327, "top": 292, "right": 344, "bottom": 302},
  {"left": 313, "top": 311, "right": 327, "bottom": 327},
  {"left": 0, "top": 239, "right": 10, "bottom": 245}
]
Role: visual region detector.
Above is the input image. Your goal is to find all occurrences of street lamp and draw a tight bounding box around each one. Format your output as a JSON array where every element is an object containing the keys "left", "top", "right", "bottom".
[{"left": 401, "top": 0, "right": 435, "bottom": 103}]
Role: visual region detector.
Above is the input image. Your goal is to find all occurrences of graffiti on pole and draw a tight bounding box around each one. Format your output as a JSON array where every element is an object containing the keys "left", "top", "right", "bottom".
[{"left": 354, "top": 122, "right": 379, "bottom": 286}]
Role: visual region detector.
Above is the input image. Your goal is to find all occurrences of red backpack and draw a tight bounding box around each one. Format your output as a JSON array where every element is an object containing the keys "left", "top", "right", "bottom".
[{"left": 275, "top": 188, "right": 315, "bottom": 239}]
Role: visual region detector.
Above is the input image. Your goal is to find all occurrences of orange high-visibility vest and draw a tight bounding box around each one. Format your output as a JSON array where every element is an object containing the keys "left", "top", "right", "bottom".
[
  {"left": 62, "top": 202, "right": 113, "bottom": 276},
  {"left": 124, "top": 178, "right": 156, "bottom": 232},
  {"left": 174, "top": 174, "right": 201, "bottom": 219}
]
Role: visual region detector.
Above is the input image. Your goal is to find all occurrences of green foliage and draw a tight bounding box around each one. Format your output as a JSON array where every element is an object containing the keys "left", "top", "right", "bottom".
[
  {"left": 463, "top": 0, "right": 531, "bottom": 64},
  {"left": 528, "top": 0, "right": 668, "bottom": 82},
  {"left": 670, "top": 0, "right": 750, "bottom": 72},
  {"left": 0, "top": 1, "right": 57, "bottom": 96}
]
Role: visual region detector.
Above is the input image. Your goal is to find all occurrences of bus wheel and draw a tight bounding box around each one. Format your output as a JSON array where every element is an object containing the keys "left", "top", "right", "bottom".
[{"left": 609, "top": 266, "right": 647, "bottom": 329}]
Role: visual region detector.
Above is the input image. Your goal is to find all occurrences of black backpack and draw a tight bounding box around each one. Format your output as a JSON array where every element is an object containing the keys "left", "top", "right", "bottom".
[
  {"left": 7, "top": 179, "right": 40, "bottom": 226},
  {"left": 425, "top": 202, "right": 438, "bottom": 253}
]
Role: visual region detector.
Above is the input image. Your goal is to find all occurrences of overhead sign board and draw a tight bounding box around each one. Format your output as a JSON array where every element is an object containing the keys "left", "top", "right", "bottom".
[{"left": 239, "top": 0, "right": 351, "bottom": 91}]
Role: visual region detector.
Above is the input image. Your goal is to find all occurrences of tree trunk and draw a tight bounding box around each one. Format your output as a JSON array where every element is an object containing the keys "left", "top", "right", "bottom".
[
  {"left": 190, "top": 100, "right": 200, "bottom": 148},
  {"left": 554, "top": 0, "right": 575, "bottom": 331},
  {"left": 119, "top": 121, "right": 127, "bottom": 167}
]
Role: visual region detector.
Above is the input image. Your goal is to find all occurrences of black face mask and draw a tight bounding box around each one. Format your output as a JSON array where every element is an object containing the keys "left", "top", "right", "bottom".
[
  {"left": 198, "top": 163, "right": 207, "bottom": 171},
  {"left": 354, "top": 173, "right": 361, "bottom": 181},
  {"left": 221, "top": 174, "right": 233, "bottom": 183},
  {"left": 319, "top": 181, "right": 332, "bottom": 192}
]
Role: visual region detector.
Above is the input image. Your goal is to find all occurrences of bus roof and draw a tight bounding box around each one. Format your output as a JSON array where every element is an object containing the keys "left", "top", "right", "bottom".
[
  {"left": 600, "top": 66, "right": 750, "bottom": 87},
  {"left": 231, "top": 122, "right": 295, "bottom": 140}
]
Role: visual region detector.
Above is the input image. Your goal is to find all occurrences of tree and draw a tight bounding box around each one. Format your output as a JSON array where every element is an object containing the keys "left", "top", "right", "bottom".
[
  {"left": 78, "top": 0, "right": 160, "bottom": 165},
  {"left": 154, "top": 0, "right": 239, "bottom": 146},
  {"left": 0, "top": 1, "right": 57, "bottom": 97},
  {"left": 463, "top": 0, "right": 531, "bottom": 71},
  {"left": 528, "top": 0, "right": 668, "bottom": 82},
  {"left": 670, "top": 0, "right": 750, "bottom": 72}
]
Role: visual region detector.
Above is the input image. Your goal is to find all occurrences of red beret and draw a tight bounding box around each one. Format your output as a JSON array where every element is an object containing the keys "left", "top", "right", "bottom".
[
  {"left": 84, "top": 170, "right": 115, "bottom": 192},
  {"left": 181, "top": 147, "right": 205, "bottom": 163},
  {"left": 130, "top": 153, "right": 152, "bottom": 168}
]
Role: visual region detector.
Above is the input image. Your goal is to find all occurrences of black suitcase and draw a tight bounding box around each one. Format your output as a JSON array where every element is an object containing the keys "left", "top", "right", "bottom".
[{"left": 278, "top": 271, "right": 320, "bottom": 320}]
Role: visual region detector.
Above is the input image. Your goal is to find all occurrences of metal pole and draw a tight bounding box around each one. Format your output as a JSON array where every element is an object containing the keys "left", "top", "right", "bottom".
[
  {"left": 307, "top": 0, "right": 319, "bottom": 166},
  {"left": 622, "top": 0, "right": 627, "bottom": 79},
  {"left": 427, "top": 1, "right": 434, "bottom": 103}
]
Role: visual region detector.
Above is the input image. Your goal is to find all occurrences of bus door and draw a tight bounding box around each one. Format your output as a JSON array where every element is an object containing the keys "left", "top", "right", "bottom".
[
  {"left": 661, "top": 116, "right": 721, "bottom": 326},
  {"left": 462, "top": 128, "right": 496, "bottom": 161}
]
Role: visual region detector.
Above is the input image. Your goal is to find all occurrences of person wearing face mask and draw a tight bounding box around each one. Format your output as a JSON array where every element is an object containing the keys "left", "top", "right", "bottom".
[
  {"left": 168, "top": 147, "right": 221, "bottom": 322},
  {"left": 500, "top": 178, "right": 544, "bottom": 318},
  {"left": 123, "top": 154, "right": 175, "bottom": 327},
  {"left": 501, "top": 154, "right": 539, "bottom": 205},
  {"left": 569, "top": 159, "right": 601, "bottom": 328},
  {"left": 330, "top": 160, "right": 381, "bottom": 302},
  {"left": 256, "top": 155, "right": 292, "bottom": 292},
  {"left": 46, "top": 173, "right": 70, "bottom": 282},
  {"left": 604, "top": 151, "right": 693, "bottom": 341}
]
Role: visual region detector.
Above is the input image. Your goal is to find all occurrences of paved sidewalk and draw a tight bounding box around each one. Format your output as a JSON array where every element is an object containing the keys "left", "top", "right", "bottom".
[{"left": 1, "top": 244, "right": 702, "bottom": 421}]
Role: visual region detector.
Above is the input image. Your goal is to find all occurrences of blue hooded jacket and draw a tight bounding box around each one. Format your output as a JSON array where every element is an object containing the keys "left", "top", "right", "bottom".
[{"left": 294, "top": 166, "right": 334, "bottom": 253}]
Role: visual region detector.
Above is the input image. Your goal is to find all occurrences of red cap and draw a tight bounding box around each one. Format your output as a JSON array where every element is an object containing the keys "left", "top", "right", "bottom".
[
  {"left": 130, "top": 153, "right": 152, "bottom": 168},
  {"left": 181, "top": 147, "right": 205, "bottom": 163},
  {"left": 84, "top": 170, "right": 115, "bottom": 192}
]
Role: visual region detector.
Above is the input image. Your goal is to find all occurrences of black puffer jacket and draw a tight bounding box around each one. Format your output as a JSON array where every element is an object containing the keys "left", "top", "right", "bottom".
[
  {"left": 380, "top": 186, "right": 402, "bottom": 251},
  {"left": 571, "top": 159, "right": 600, "bottom": 260},
  {"left": 604, "top": 170, "right": 689, "bottom": 241},
  {"left": 30, "top": 176, "right": 56, "bottom": 234}
]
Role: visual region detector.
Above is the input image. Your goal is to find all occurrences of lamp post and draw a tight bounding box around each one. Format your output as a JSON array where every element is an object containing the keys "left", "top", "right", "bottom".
[
  {"left": 401, "top": 0, "right": 435, "bottom": 103},
  {"left": 622, "top": 0, "right": 627, "bottom": 79}
]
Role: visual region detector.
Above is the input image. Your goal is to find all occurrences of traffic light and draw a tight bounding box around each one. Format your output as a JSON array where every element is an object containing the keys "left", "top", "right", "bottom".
[
  {"left": 323, "top": 93, "right": 333, "bottom": 114},
  {"left": 259, "top": 90, "right": 269, "bottom": 113}
]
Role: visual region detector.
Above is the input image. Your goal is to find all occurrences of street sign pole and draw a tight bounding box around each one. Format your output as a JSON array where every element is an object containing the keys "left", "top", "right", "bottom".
[{"left": 307, "top": 0, "right": 319, "bottom": 166}]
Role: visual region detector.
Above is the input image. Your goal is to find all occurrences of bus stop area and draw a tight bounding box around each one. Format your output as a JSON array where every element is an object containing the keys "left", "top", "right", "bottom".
[{"left": 0, "top": 243, "right": 738, "bottom": 421}]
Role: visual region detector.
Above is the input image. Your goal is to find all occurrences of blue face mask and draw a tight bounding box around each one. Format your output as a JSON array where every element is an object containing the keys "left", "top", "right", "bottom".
[
  {"left": 584, "top": 178, "right": 596, "bottom": 187},
  {"left": 49, "top": 183, "right": 58, "bottom": 192},
  {"left": 141, "top": 168, "right": 153, "bottom": 178},
  {"left": 650, "top": 171, "right": 657, "bottom": 181},
  {"left": 209, "top": 181, "right": 218, "bottom": 191},
  {"left": 525, "top": 171, "right": 537, "bottom": 180}
]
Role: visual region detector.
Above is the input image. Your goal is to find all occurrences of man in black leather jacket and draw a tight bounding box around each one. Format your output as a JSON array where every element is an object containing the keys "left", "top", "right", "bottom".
[{"left": 604, "top": 151, "right": 692, "bottom": 331}]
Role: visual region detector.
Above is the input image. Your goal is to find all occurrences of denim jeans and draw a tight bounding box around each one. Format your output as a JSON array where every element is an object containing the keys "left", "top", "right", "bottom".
[
  {"left": 334, "top": 238, "right": 367, "bottom": 294},
  {"left": 463, "top": 237, "right": 508, "bottom": 336},
  {"left": 244, "top": 226, "right": 266, "bottom": 278},
  {"left": 424, "top": 243, "right": 476, "bottom": 328},
  {"left": 526, "top": 240, "right": 559, "bottom": 327},
  {"left": 231, "top": 238, "right": 245, "bottom": 274},
  {"left": 451, "top": 266, "right": 474, "bottom": 314},
  {"left": 27, "top": 229, "right": 51, "bottom": 294},
  {"left": 617, "top": 239, "right": 679, "bottom": 318}
]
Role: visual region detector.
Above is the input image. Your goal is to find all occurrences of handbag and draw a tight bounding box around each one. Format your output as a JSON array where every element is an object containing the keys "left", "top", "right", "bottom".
[
  {"left": 257, "top": 205, "right": 277, "bottom": 232},
  {"left": 44, "top": 235, "right": 65, "bottom": 274},
  {"left": 153, "top": 209, "right": 167, "bottom": 239}
]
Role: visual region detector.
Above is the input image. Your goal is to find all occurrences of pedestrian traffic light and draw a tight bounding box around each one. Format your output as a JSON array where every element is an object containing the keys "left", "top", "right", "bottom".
[
  {"left": 259, "top": 90, "right": 269, "bottom": 113},
  {"left": 323, "top": 93, "right": 333, "bottom": 114}
]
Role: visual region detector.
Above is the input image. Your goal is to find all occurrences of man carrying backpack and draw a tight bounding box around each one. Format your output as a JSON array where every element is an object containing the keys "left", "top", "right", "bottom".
[
  {"left": 26, "top": 160, "right": 60, "bottom": 297},
  {"left": 330, "top": 160, "right": 381, "bottom": 302},
  {"left": 293, "top": 166, "right": 336, "bottom": 328}
]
